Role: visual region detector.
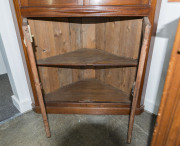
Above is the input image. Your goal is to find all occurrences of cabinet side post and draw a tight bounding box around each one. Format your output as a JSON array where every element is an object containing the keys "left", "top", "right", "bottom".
[
  {"left": 127, "top": 17, "right": 151, "bottom": 143},
  {"left": 22, "top": 18, "right": 51, "bottom": 138}
]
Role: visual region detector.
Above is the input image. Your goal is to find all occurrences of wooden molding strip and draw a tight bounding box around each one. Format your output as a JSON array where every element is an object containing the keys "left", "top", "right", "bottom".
[{"left": 20, "top": 6, "right": 150, "bottom": 17}]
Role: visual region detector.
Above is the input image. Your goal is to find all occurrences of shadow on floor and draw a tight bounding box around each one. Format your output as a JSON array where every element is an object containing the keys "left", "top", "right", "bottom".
[
  {"left": 147, "top": 114, "right": 157, "bottom": 146},
  {"left": 0, "top": 111, "right": 156, "bottom": 146},
  {"left": 58, "top": 123, "right": 127, "bottom": 146}
]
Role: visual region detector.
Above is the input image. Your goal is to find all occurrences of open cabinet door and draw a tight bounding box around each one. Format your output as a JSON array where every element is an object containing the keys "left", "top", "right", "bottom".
[
  {"left": 127, "top": 17, "right": 151, "bottom": 143},
  {"left": 151, "top": 19, "right": 180, "bottom": 146},
  {"left": 22, "top": 18, "right": 51, "bottom": 138}
]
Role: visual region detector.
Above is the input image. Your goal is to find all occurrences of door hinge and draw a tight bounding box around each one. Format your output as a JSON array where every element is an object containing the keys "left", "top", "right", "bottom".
[
  {"left": 24, "top": 25, "right": 33, "bottom": 47},
  {"left": 131, "top": 81, "right": 136, "bottom": 96},
  {"left": 24, "top": 38, "right": 27, "bottom": 47},
  {"left": 28, "top": 25, "right": 33, "bottom": 43}
]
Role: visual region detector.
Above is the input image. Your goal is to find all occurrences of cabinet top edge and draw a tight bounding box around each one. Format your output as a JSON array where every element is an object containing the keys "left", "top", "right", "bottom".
[{"left": 20, "top": 5, "right": 151, "bottom": 18}]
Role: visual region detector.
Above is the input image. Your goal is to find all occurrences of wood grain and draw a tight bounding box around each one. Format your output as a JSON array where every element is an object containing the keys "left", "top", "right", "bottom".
[
  {"left": 28, "top": 18, "right": 97, "bottom": 94},
  {"left": 22, "top": 19, "right": 51, "bottom": 138},
  {"left": 29, "top": 17, "right": 142, "bottom": 97},
  {"left": 20, "top": 6, "right": 150, "bottom": 17},
  {"left": 28, "top": 19, "right": 61, "bottom": 94},
  {"left": 20, "top": 0, "right": 83, "bottom": 7},
  {"left": 84, "top": 0, "right": 149, "bottom": 5},
  {"left": 35, "top": 104, "right": 144, "bottom": 115},
  {"left": 95, "top": 18, "right": 142, "bottom": 95},
  {"left": 69, "top": 18, "right": 84, "bottom": 82},
  {"left": 128, "top": 17, "right": 151, "bottom": 143},
  {"left": 81, "top": 18, "right": 96, "bottom": 79},
  {"left": 45, "top": 79, "right": 130, "bottom": 103},
  {"left": 37, "top": 48, "right": 138, "bottom": 67}
]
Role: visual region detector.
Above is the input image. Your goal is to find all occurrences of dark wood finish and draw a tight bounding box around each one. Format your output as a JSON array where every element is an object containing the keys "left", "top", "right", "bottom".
[
  {"left": 20, "top": 0, "right": 150, "bottom": 7},
  {"left": 22, "top": 19, "right": 50, "bottom": 138},
  {"left": 45, "top": 79, "right": 130, "bottom": 103},
  {"left": 20, "top": 0, "right": 83, "bottom": 7},
  {"left": 37, "top": 48, "right": 138, "bottom": 67},
  {"left": 34, "top": 104, "right": 144, "bottom": 115},
  {"left": 84, "top": 0, "right": 150, "bottom": 5},
  {"left": 128, "top": 17, "right": 151, "bottom": 143},
  {"left": 20, "top": 6, "right": 150, "bottom": 17},
  {"left": 151, "top": 19, "right": 180, "bottom": 146}
]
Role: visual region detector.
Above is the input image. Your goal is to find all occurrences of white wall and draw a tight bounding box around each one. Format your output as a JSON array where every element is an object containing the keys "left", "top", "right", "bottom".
[
  {"left": 144, "top": 0, "right": 180, "bottom": 114},
  {"left": 0, "top": 50, "right": 7, "bottom": 75},
  {"left": 0, "top": 0, "right": 33, "bottom": 113}
]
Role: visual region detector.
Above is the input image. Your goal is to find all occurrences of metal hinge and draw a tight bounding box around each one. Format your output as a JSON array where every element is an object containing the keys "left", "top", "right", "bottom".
[
  {"left": 23, "top": 25, "right": 33, "bottom": 47},
  {"left": 131, "top": 81, "right": 136, "bottom": 96},
  {"left": 24, "top": 38, "right": 27, "bottom": 47},
  {"left": 28, "top": 25, "right": 34, "bottom": 43}
]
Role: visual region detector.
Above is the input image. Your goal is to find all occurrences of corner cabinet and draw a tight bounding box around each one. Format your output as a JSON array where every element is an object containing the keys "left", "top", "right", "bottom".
[{"left": 13, "top": 0, "right": 159, "bottom": 143}]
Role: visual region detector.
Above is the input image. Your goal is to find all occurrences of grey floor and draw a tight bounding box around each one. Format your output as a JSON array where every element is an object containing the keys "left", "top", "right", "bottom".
[
  {"left": 0, "top": 110, "right": 156, "bottom": 146},
  {"left": 0, "top": 74, "right": 19, "bottom": 122}
]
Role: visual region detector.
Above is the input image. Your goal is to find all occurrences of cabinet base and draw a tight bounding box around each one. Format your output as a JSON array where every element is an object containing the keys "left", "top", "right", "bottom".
[{"left": 34, "top": 104, "right": 144, "bottom": 115}]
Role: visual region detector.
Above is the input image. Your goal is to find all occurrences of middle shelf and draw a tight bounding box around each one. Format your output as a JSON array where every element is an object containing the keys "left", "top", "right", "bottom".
[{"left": 37, "top": 48, "right": 138, "bottom": 67}]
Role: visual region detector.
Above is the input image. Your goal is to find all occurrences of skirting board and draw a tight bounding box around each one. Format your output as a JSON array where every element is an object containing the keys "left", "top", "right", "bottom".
[
  {"left": 11, "top": 95, "right": 32, "bottom": 113},
  {"left": 144, "top": 99, "right": 160, "bottom": 115}
]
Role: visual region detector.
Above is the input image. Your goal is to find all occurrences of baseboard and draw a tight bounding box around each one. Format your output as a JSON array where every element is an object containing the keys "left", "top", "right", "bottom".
[
  {"left": 0, "top": 73, "right": 7, "bottom": 75},
  {"left": 11, "top": 95, "right": 32, "bottom": 113},
  {"left": 144, "top": 99, "right": 159, "bottom": 115}
]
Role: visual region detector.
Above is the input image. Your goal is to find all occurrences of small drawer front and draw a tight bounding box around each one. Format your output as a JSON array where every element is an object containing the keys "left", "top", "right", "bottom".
[
  {"left": 84, "top": 0, "right": 150, "bottom": 5},
  {"left": 20, "top": 0, "right": 83, "bottom": 7}
]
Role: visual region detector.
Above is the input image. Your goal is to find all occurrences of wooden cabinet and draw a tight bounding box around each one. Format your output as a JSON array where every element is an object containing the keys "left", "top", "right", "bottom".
[
  {"left": 26, "top": 17, "right": 147, "bottom": 115},
  {"left": 84, "top": 0, "right": 150, "bottom": 5},
  {"left": 14, "top": 0, "right": 160, "bottom": 143},
  {"left": 20, "top": 0, "right": 83, "bottom": 7},
  {"left": 20, "top": 0, "right": 150, "bottom": 7}
]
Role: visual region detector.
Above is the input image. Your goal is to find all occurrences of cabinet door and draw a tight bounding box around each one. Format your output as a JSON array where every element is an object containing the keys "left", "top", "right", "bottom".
[
  {"left": 20, "top": 0, "right": 83, "bottom": 7},
  {"left": 84, "top": 0, "right": 150, "bottom": 5}
]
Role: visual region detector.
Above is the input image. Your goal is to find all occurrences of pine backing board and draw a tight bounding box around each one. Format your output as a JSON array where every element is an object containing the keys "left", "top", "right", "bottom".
[
  {"left": 28, "top": 19, "right": 61, "bottom": 94},
  {"left": 69, "top": 18, "right": 84, "bottom": 82},
  {"left": 95, "top": 18, "right": 107, "bottom": 83},
  {"left": 81, "top": 18, "right": 96, "bottom": 79},
  {"left": 95, "top": 18, "right": 143, "bottom": 95},
  {"left": 28, "top": 17, "right": 142, "bottom": 96},
  {"left": 28, "top": 18, "right": 97, "bottom": 94}
]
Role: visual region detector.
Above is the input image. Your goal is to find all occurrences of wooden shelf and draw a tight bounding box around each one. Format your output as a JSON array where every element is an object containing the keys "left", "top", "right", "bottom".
[
  {"left": 37, "top": 48, "right": 138, "bottom": 67},
  {"left": 45, "top": 79, "right": 130, "bottom": 104}
]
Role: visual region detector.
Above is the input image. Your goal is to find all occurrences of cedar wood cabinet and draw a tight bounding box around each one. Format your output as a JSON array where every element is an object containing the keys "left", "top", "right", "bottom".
[{"left": 13, "top": 0, "right": 161, "bottom": 143}]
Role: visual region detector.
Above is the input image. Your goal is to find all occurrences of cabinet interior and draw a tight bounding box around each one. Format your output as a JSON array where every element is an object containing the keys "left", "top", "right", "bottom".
[{"left": 28, "top": 17, "right": 143, "bottom": 104}]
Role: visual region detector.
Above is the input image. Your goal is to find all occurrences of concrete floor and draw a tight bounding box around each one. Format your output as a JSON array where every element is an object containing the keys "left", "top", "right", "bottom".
[{"left": 0, "top": 111, "right": 156, "bottom": 146}]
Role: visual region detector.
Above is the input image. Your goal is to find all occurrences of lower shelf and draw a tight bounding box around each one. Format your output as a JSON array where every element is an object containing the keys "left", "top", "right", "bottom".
[
  {"left": 34, "top": 79, "right": 144, "bottom": 115},
  {"left": 44, "top": 79, "right": 130, "bottom": 104},
  {"left": 34, "top": 104, "right": 144, "bottom": 115}
]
